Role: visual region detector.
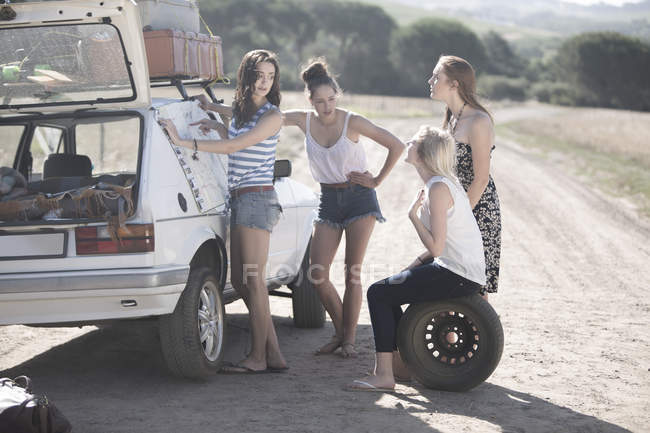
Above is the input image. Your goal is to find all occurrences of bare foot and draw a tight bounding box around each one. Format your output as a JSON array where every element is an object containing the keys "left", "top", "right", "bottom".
[
  {"left": 340, "top": 342, "right": 357, "bottom": 358},
  {"left": 234, "top": 357, "right": 266, "bottom": 372},
  {"left": 266, "top": 351, "right": 288, "bottom": 370},
  {"left": 315, "top": 336, "right": 342, "bottom": 355}
]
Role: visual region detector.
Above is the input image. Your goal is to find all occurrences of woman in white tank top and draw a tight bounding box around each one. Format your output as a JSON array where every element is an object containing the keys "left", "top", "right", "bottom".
[
  {"left": 347, "top": 126, "right": 486, "bottom": 392},
  {"left": 283, "top": 58, "right": 405, "bottom": 358}
]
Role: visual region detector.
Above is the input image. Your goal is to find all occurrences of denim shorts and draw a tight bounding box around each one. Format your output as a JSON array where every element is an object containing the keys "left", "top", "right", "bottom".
[
  {"left": 316, "top": 183, "right": 385, "bottom": 229},
  {"left": 229, "top": 189, "right": 282, "bottom": 232}
]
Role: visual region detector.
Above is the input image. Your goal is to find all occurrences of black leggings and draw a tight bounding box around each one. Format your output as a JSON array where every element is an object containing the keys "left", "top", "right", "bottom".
[{"left": 367, "top": 262, "right": 481, "bottom": 353}]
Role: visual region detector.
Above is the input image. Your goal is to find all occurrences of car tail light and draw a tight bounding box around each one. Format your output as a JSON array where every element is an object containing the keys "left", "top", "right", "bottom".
[{"left": 75, "top": 224, "right": 154, "bottom": 255}]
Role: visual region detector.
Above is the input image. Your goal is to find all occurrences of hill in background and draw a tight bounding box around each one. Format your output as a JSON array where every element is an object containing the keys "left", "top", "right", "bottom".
[{"left": 361, "top": 0, "right": 650, "bottom": 58}]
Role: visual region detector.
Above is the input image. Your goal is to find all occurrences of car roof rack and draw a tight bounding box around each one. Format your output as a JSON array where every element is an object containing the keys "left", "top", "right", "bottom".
[{"left": 151, "top": 77, "right": 227, "bottom": 102}]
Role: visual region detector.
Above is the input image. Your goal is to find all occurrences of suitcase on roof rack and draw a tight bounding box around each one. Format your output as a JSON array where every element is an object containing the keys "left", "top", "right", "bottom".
[
  {"left": 138, "top": 0, "right": 200, "bottom": 33},
  {"left": 143, "top": 30, "right": 224, "bottom": 81}
]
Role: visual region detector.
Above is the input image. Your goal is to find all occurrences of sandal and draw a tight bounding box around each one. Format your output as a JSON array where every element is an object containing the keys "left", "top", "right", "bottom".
[
  {"left": 340, "top": 342, "right": 357, "bottom": 358},
  {"left": 220, "top": 362, "right": 270, "bottom": 375},
  {"left": 345, "top": 379, "right": 394, "bottom": 393},
  {"left": 314, "top": 336, "right": 342, "bottom": 355}
]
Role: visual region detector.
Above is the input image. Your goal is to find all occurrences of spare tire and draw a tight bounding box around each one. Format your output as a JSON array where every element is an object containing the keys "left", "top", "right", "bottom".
[
  {"left": 289, "top": 240, "right": 325, "bottom": 328},
  {"left": 396, "top": 295, "right": 503, "bottom": 392}
]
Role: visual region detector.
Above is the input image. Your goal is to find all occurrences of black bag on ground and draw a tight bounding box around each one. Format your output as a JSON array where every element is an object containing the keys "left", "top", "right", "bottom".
[{"left": 0, "top": 376, "right": 71, "bottom": 433}]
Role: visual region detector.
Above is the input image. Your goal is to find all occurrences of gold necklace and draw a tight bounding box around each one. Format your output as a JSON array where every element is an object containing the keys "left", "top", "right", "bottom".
[{"left": 450, "top": 102, "right": 467, "bottom": 135}]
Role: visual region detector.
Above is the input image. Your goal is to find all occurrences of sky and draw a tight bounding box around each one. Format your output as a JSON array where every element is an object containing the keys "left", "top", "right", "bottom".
[{"left": 562, "top": 0, "right": 644, "bottom": 5}]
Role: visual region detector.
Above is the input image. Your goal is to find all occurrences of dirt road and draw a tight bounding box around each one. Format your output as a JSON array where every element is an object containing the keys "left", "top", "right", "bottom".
[{"left": 1, "top": 106, "right": 649, "bottom": 433}]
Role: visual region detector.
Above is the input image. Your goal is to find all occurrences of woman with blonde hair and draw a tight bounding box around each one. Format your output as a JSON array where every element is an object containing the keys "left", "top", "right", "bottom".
[
  {"left": 429, "top": 55, "right": 501, "bottom": 298},
  {"left": 348, "top": 126, "right": 486, "bottom": 392},
  {"left": 283, "top": 58, "right": 404, "bottom": 358}
]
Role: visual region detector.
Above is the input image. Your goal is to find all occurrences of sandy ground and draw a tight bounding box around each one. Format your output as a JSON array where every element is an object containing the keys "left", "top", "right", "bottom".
[{"left": 1, "top": 105, "right": 649, "bottom": 433}]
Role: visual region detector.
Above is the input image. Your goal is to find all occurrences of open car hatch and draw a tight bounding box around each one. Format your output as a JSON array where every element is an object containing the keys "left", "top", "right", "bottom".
[{"left": 0, "top": 0, "right": 150, "bottom": 113}]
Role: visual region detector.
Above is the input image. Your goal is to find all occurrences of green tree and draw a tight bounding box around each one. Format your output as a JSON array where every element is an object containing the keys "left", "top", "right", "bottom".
[
  {"left": 482, "top": 31, "right": 527, "bottom": 78},
  {"left": 308, "top": 1, "right": 399, "bottom": 95},
  {"left": 200, "top": 0, "right": 316, "bottom": 89},
  {"left": 391, "top": 17, "right": 488, "bottom": 96},
  {"left": 554, "top": 32, "right": 650, "bottom": 111}
]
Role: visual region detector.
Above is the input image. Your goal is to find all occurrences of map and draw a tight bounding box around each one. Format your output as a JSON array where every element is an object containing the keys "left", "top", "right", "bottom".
[{"left": 156, "top": 101, "right": 229, "bottom": 213}]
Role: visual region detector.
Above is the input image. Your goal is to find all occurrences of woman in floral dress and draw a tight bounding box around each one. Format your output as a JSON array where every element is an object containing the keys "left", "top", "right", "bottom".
[{"left": 427, "top": 55, "right": 501, "bottom": 297}]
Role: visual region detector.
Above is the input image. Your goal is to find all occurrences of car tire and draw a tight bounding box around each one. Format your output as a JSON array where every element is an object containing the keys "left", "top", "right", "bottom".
[
  {"left": 289, "top": 241, "right": 325, "bottom": 328},
  {"left": 396, "top": 295, "right": 504, "bottom": 392},
  {"left": 159, "top": 266, "right": 226, "bottom": 378}
]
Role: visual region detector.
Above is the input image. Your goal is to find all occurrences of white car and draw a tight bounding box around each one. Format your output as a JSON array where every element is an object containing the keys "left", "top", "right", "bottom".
[{"left": 0, "top": 0, "right": 323, "bottom": 378}]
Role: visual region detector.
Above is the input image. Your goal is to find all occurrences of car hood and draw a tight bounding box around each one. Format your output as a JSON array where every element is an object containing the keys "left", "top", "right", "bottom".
[{"left": 0, "top": 0, "right": 150, "bottom": 114}]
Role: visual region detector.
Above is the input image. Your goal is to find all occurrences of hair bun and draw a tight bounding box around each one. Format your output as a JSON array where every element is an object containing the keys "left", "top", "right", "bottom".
[{"left": 301, "top": 59, "right": 329, "bottom": 83}]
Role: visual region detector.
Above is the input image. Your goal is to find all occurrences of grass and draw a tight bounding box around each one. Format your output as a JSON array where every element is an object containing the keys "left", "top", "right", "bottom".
[{"left": 497, "top": 106, "right": 650, "bottom": 217}]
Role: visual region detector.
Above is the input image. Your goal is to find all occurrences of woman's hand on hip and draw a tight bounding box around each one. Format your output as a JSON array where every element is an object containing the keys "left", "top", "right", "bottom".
[{"left": 348, "top": 171, "right": 378, "bottom": 188}]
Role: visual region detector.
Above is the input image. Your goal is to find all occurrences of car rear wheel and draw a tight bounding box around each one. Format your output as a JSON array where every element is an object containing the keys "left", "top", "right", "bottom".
[
  {"left": 289, "top": 240, "right": 325, "bottom": 328},
  {"left": 396, "top": 295, "right": 503, "bottom": 391},
  {"left": 159, "top": 267, "right": 226, "bottom": 378}
]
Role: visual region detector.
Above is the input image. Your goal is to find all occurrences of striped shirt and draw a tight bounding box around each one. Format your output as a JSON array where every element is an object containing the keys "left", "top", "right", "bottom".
[{"left": 227, "top": 102, "right": 279, "bottom": 191}]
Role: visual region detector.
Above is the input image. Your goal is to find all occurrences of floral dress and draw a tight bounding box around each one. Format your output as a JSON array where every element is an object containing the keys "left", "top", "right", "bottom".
[{"left": 456, "top": 142, "right": 501, "bottom": 294}]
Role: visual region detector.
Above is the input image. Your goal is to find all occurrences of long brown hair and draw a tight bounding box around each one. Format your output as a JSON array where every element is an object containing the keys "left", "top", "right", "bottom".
[
  {"left": 437, "top": 55, "right": 493, "bottom": 130},
  {"left": 232, "top": 49, "right": 281, "bottom": 129},
  {"left": 300, "top": 57, "right": 341, "bottom": 98}
]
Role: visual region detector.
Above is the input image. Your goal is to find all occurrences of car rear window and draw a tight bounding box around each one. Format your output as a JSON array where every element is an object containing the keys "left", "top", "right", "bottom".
[{"left": 0, "top": 23, "right": 135, "bottom": 109}]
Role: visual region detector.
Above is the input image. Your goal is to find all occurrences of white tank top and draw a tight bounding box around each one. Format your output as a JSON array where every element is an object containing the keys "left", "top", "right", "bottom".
[
  {"left": 304, "top": 110, "right": 368, "bottom": 184},
  {"left": 419, "top": 175, "right": 486, "bottom": 285}
]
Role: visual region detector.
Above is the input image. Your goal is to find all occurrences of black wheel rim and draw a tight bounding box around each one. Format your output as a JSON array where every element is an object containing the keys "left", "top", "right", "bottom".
[{"left": 421, "top": 310, "right": 479, "bottom": 367}]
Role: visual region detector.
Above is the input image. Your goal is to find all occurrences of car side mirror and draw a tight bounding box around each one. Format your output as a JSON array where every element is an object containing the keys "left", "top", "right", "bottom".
[{"left": 273, "top": 159, "right": 291, "bottom": 180}]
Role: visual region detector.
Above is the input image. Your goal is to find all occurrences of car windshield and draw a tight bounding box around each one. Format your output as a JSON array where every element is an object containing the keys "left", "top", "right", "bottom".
[{"left": 0, "top": 23, "right": 135, "bottom": 109}]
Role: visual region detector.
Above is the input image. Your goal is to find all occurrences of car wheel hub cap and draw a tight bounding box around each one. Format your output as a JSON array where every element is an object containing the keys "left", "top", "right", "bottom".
[
  {"left": 198, "top": 281, "right": 223, "bottom": 362},
  {"left": 423, "top": 311, "right": 479, "bottom": 366}
]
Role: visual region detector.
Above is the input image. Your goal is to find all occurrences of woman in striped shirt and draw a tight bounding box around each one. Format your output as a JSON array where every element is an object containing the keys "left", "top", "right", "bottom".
[{"left": 160, "top": 49, "right": 287, "bottom": 374}]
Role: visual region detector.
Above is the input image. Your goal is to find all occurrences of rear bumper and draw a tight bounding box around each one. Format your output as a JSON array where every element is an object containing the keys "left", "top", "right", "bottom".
[
  {"left": 0, "top": 266, "right": 189, "bottom": 325},
  {"left": 0, "top": 266, "right": 189, "bottom": 294}
]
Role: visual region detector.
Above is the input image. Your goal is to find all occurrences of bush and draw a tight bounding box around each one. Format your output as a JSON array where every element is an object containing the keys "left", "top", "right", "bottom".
[
  {"left": 554, "top": 32, "right": 650, "bottom": 111},
  {"left": 530, "top": 81, "right": 582, "bottom": 106},
  {"left": 478, "top": 75, "right": 528, "bottom": 101}
]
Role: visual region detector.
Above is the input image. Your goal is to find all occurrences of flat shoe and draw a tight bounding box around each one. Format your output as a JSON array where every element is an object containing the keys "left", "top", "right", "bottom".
[
  {"left": 365, "top": 370, "right": 412, "bottom": 384},
  {"left": 345, "top": 380, "right": 394, "bottom": 393}
]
